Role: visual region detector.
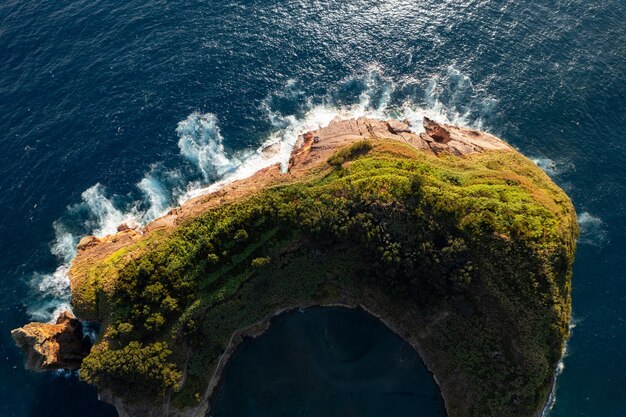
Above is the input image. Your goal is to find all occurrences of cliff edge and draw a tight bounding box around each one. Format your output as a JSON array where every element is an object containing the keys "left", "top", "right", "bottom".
[{"left": 14, "top": 118, "right": 578, "bottom": 417}]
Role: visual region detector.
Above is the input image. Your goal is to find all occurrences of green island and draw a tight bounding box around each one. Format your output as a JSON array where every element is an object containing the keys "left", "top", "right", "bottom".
[{"left": 12, "top": 118, "right": 578, "bottom": 417}]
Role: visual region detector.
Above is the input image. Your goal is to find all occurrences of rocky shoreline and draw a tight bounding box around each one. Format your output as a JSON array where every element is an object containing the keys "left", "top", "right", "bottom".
[
  {"left": 67, "top": 116, "right": 513, "bottom": 319},
  {"left": 12, "top": 116, "right": 574, "bottom": 417}
]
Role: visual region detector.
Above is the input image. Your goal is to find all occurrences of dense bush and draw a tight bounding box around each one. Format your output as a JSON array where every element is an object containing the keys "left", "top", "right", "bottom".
[{"left": 80, "top": 341, "right": 181, "bottom": 399}]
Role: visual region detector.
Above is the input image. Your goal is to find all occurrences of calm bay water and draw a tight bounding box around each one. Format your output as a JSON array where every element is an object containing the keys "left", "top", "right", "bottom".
[
  {"left": 0, "top": 1, "right": 624, "bottom": 416},
  {"left": 209, "top": 307, "right": 445, "bottom": 417}
]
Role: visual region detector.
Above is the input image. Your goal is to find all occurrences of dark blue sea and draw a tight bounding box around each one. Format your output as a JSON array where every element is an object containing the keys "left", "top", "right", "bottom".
[
  {"left": 209, "top": 307, "right": 445, "bottom": 417},
  {"left": 0, "top": 1, "right": 624, "bottom": 416}
]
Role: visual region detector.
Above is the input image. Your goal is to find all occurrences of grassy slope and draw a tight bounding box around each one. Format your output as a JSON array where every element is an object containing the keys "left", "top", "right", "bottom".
[{"left": 74, "top": 139, "right": 578, "bottom": 417}]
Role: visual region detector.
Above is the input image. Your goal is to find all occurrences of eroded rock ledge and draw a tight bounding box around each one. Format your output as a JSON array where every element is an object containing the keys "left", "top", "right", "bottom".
[{"left": 11, "top": 312, "right": 91, "bottom": 371}]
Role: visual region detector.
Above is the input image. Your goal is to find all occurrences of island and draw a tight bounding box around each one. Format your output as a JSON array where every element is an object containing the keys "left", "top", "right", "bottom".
[{"left": 12, "top": 117, "right": 578, "bottom": 417}]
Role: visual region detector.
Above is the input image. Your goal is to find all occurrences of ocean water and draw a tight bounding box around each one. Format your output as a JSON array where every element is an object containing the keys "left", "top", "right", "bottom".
[
  {"left": 0, "top": 1, "right": 624, "bottom": 416},
  {"left": 209, "top": 307, "right": 445, "bottom": 417}
]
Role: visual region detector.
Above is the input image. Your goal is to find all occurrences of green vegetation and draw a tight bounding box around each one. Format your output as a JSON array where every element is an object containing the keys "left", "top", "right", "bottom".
[
  {"left": 327, "top": 139, "right": 373, "bottom": 167},
  {"left": 80, "top": 341, "right": 181, "bottom": 398},
  {"left": 73, "top": 139, "right": 577, "bottom": 417}
]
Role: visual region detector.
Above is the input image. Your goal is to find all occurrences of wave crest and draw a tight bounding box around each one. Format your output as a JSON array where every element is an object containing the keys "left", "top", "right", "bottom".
[{"left": 177, "top": 112, "right": 239, "bottom": 182}]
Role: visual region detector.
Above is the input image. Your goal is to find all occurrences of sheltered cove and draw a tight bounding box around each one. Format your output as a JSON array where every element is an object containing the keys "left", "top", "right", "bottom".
[
  {"left": 207, "top": 305, "right": 447, "bottom": 417},
  {"left": 13, "top": 117, "right": 578, "bottom": 417}
]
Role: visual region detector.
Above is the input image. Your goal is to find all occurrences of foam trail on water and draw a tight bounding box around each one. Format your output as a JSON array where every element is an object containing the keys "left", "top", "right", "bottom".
[
  {"left": 137, "top": 166, "right": 184, "bottom": 224},
  {"left": 532, "top": 158, "right": 560, "bottom": 176},
  {"left": 52, "top": 369, "right": 78, "bottom": 379},
  {"left": 81, "top": 184, "right": 140, "bottom": 237},
  {"left": 577, "top": 212, "right": 608, "bottom": 246},
  {"left": 541, "top": 319, "right": 577, "bottom": 417},
  {"left": 138, "top": 175, "right": 170, "bottom": 223},
  {"left": 531, "top": 157, "right": 575, "bottom": 178},
  {"left": 27, "top": 223, "right": 76, "bottom": 322}
]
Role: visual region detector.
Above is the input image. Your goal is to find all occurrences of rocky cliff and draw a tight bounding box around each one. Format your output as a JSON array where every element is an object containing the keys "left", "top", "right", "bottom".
[
  {"left": 13, "top": 117, "right": 578, "bottom": 417},
  {"left": 12, "top": 311, "right": 91, "bottom": 370}
]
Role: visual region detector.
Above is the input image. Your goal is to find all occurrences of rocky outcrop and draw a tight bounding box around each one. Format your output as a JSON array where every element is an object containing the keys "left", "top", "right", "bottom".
[
  {"left": 11, "top": 311, "right": 91, "bottom": 371},
  {"left": 289, "top": 117, "right": 511, "bottom": 168},
  {"left": 420, "top": 116, "right": 511, "bottom": 155},
  {"left": 386, "top": 119, "right": 412, "bottom": 134},
  {"left": 424, "top": 117, "right": 452, "bottom": 143}
]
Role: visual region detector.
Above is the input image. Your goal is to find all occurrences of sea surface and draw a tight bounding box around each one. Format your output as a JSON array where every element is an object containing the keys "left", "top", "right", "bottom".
[
  {"left": 0, "top": 1, "right": 624, "bottom": 416},
  {"left": 209, "top": 307, "right": 445, "bottom": 417}
]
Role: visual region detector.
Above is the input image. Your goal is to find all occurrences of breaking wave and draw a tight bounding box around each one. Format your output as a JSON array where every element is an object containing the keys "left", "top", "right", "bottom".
[
  {"left": 176, "top": 112, "right": 239, "bottom": 182},
  {"left": 27, "top": 223, "right": 75, "bottom": 323},
  {"left": 28, "top": 66, "right": 499, "bottom": 322}
]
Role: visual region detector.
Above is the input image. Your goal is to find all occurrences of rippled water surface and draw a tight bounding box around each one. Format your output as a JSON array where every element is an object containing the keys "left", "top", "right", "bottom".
[{"left": 0, "top": 1, "right": 624, "bottom": 416}]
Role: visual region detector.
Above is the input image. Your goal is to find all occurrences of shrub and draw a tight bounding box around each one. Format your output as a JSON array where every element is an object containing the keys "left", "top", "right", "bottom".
[
  {"left": 117, "top": 322, "right": 133, "bottom": 334},
  {"left": 251, "top": 256, "right": 271, "bottom": 268},
  {"left": 234, "top": 229, "right": 249, "bottom": 242},
  {"left": 161, "top": 296, "right": 179, "bottom": 312},
  {"left": 80, "top": 342, "right": 182, "bottom": 398},
  {"left": 145, "top": 313, "right": 166, "bottom": 331}
]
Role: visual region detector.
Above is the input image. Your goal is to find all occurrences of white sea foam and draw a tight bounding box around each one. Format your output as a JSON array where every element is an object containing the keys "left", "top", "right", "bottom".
[
  {"left": 27, "top": 224, "right": 76, "bottom": 322},
  {"left": 82, "top": 322, "right": 99, "bottom": 344},
  {"left": 532, "top": 158, "right": 560, "bottom": 176},
  {"left": 52, "top": 369, "right": 78, "bottom": 379},
  {"left": 577, "top": 212, "right": 608, "bottom": 246},
  {"left": 137, "top": 167, "right": 179, "bottom": 224},
  {"left": 177, "top": 112, "right": 239, "bottom": 182},
  {"left": 531, "top": 157, "right": 575, "bottom": 177},
  {"left": 81, "top": 184, "right": 140, "bottom": 237},
  {"left": 50, "top": 224, "right": 78, "bottom": 263},
  {"left": 541, "top": 319, "right": 577, "bottom": 417},
  {"left": 29, "top": 66, "right": 498, "bottom": 323}
]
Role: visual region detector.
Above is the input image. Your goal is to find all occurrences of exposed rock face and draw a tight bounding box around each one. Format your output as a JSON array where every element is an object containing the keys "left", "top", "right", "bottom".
[
  {"left": 386, "top": 119, "right": 412, "bottom": 134},
  {"left": 11, "top": 311, "right": 91, "bottom": 371},
  {"left": 292, "top": 116, "right": 511, "bottom": 163},
  {"left": 423, "top": 117, "right": 452, "bottom": 143}
]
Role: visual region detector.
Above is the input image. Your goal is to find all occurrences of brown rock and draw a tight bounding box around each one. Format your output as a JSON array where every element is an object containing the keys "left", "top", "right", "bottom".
[
  {"left": 423, "top": 117, "right": 452, "bottom": 144},
  {"left": 76, "top": 235, "right": 101, "bottom": 251},
  {"left": 116, "top": 223, "right": 131, "bottom": 232},
  {"left": 11, "top": 311, "right": 91, "bottom": 371},
  {"left": 386, "top": 120, "right": 412, "bottom": 134}
]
